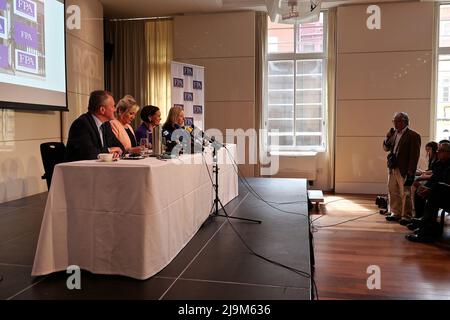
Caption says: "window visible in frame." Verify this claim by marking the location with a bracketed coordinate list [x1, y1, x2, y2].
[266, 13, 327, 152]
[438, 6, 450, 141]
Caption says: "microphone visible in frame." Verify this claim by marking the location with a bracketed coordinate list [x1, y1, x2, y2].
[188, 124, 213, 143]
[386, 127, 395, 139]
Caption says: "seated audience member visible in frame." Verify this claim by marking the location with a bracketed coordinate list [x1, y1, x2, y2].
[110, 95, 141, 153]
[135, 105, 161, 143]
[162, 106, 185, 144]
[412, 141, 439, 219]
[406, 142, 450, 242]
[65, 90, 124, 162]
[415, 141, 439, 180]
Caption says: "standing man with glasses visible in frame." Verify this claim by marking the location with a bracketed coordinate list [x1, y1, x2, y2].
[383, 112, 421, 225]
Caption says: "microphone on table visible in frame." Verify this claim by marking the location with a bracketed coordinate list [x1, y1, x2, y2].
[187, 124, 215, 144]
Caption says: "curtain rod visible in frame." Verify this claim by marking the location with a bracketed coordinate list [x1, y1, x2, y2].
[108, 16, 172, 22]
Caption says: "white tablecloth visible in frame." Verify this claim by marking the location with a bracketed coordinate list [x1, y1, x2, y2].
[32, 145, 238, 280]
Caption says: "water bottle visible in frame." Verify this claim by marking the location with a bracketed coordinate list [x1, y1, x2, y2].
[152, 125, 162, 156]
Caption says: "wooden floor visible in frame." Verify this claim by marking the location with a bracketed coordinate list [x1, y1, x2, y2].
[311, 194, 450, 300]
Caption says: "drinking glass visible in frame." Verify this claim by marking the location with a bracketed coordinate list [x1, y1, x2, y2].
[140, 138, 149, 156]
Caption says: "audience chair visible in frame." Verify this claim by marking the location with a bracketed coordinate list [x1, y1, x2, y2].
[40, 142, 66, 190]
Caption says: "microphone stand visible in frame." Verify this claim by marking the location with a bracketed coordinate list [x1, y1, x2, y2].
[208, 140, 261, 224]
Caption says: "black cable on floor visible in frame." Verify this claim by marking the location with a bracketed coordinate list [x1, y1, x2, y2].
[221, 147, 306, 205]
[313, 212, 379, 229]
[323, 198, 347, 205]
[201, 150, 319, 300]
[222, 147, 309, 218]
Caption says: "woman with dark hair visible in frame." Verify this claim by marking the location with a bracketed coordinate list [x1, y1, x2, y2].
[135, 105, 161, 144]
[411, 141, 439, 221]
[415, 141, 439, 179]
[425, 141, 439, 171]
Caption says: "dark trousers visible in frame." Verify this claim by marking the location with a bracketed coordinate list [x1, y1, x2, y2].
[421, 184, 450, 234]
[414, 191, 426, 218]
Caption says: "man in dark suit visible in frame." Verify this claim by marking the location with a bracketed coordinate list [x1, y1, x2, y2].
[383, 112, 421, 225]
[65, 90, 125, 162]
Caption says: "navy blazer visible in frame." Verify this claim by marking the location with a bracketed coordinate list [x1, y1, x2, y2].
[162, 123, 184, 142]
[65, 113, 125, 162]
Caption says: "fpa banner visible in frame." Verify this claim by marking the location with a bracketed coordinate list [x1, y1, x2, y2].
[171, 61, 205, 130]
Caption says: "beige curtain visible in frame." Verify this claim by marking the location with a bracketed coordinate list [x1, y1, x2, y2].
[107, 20, 148, 107]
[255, 12, 268, 177]
[106, 19, 173, 126]
[145, 20, 173, 121]
[327, 8, 337, 190]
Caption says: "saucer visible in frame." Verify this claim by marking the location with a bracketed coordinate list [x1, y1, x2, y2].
[122, 155, 145, 160]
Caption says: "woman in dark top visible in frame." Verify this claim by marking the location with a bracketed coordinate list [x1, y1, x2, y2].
[416, 141, 439, 179]
[412, 141, 439, 219]
[135, 105, 161, 144]
[426, 141, 439, 171]
[162, 106, 185, 143]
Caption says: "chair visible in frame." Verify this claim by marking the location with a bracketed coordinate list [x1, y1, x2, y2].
[40, 142, 66, 190]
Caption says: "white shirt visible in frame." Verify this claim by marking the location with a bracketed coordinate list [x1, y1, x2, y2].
[92, 114, 104, 147]
[393, 126, 408, 155]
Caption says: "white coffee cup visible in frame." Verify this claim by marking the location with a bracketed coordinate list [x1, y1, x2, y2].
[97, 153, 113, 162]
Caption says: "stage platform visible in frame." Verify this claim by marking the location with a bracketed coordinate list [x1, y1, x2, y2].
[0, 178, 313, 300]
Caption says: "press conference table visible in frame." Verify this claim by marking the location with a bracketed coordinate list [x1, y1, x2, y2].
[32, 145, 238, 280]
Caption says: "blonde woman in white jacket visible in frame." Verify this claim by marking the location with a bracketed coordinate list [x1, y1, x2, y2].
[110, 95, 141, 153]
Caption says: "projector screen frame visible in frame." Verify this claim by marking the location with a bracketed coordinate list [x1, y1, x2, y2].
[0, 0, 69, 112]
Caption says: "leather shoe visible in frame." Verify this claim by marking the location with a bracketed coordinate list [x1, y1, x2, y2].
[407, 219, 422, 230]
[385, 214, 401, 222]
[407, 223, 418, 231]
[399, 218, 412, 226]
[405, 233, 436, 243]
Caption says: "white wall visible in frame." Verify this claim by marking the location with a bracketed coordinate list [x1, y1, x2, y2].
[0, 0, 104, 203]
[335, 2, 433, 194]
[173, 11, 257, 176]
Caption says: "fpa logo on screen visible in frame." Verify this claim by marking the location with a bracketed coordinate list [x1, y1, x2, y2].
[14, 0, 37, 23]
[15, 49, 38, 74]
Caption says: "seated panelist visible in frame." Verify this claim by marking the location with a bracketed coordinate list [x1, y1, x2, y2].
[162, 106, 186, 143]
[65, 90, 125, 162]
[110, 95, 141, 153]
[135, 105, 161, 144]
